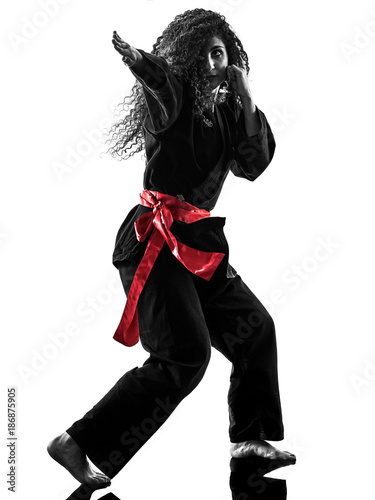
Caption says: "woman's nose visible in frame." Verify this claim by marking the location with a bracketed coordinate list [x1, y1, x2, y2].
[206, 56, 215, 73]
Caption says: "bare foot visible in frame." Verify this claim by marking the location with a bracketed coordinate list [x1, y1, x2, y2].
[47, 432, 111, 489]
[230, 439, 296, 465]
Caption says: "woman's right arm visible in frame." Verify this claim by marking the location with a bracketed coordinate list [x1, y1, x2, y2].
[112, 31, 184, 134]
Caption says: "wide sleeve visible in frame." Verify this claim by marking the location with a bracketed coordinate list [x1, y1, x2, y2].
[129, 49, 184, 134]
[230, 104, 276, 181]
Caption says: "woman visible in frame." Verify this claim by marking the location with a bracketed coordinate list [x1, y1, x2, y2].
[48, 8, 296, 493]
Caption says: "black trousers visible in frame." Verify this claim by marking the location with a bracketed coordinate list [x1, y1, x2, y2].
[67, 230, 284, 479]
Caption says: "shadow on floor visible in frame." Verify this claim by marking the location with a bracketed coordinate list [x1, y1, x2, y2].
[65, 457, 291, 500]
[229, 456, 288, 499]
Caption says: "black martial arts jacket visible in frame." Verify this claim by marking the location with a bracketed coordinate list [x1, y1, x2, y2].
[112, 49, 275, 269]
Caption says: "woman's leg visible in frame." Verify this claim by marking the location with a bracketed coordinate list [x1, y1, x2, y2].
[201, 268, 295, 463]
[50, 246, 212, 481]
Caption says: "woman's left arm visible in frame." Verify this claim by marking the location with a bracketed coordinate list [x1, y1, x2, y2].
[227, 65, 261, 136]
[227, 64, 276, 182]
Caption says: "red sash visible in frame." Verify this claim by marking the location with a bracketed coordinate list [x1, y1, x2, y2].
[113, 190, 225, 346]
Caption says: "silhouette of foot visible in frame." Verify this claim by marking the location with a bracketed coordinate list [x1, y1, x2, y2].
[230, 439, 296, 466]
[47, 432, 111, 489]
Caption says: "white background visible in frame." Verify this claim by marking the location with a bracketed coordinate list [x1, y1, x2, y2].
[1, 0, 375, 498]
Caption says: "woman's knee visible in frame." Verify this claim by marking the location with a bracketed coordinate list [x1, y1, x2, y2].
[165, 340, 211, 396]
[236, 306, 274, 341]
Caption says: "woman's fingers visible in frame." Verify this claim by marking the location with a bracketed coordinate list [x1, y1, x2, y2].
[112, 31, 131, 55]
[112, 31, 131, 49]
[113, 31, 126, 43]
[112, 41, 132, 58]
[111, 31, 142, 67]
[112, 39, 125, 52]
[112, 41, 126, 56]
[227, 64, 241, 77]
[112, 31, 143, 67]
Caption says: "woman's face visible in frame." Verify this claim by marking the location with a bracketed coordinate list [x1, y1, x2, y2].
[203, 36, 229, 90]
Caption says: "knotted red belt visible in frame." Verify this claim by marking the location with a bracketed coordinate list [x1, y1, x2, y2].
[113, 190, 225, 347]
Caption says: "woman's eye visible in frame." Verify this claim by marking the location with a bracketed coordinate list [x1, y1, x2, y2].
[212, 50, 223, 57]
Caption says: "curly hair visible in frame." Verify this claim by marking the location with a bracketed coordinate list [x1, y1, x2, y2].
[104, 8, 250, 161]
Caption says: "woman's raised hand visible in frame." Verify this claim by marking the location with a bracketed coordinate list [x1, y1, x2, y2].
[112, 31, 142, 67]
[226, 64, 251, 100]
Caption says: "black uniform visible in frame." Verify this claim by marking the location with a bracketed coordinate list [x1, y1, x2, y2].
[66, 49, 284, 479]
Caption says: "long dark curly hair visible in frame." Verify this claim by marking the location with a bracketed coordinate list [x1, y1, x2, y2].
[104, 8, 250, 161]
